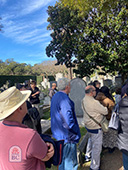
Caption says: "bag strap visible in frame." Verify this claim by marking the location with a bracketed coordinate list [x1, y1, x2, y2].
[82, 101, 101, 126]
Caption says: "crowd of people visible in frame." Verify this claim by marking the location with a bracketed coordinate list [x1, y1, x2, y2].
[0, 77, 128, 170]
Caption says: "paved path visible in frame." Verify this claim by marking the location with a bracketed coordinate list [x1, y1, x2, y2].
[100, 148, 123, 170]
[80, 148, 123, 170]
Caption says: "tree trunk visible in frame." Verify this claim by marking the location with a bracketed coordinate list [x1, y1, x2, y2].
[69, 67, 72, 80]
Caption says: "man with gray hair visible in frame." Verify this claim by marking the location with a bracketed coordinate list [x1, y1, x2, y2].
[82, 85, 108, 170]
[50, 77, 81, 170]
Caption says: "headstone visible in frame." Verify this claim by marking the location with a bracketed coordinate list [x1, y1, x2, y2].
[115, 76, 122, 88]
[103, 79, 113, 87]
[6, 80, 11, 88]
[41, 78, 50, 89]
[43, 96, 50, 106]
[69, 78, 86, 117]
[41, 81, 46, 89]
[47, 82, 50, 88]
[39, 92, 44, 100]
[55, 73, 63, 82]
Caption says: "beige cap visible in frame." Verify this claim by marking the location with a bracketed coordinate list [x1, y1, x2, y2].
[0, 86, 31, 120]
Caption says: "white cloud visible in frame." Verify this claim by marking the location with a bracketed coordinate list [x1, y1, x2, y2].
[2, 11, 50, 45]
[0, 0, 7, 5]
[1, 0, 54, 46]
[20, 0, 54, 16]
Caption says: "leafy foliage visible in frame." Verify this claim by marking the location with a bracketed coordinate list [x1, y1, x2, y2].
[0, 59, 69, 77]
[60, 0, 128, 15]
[74, 2, 128, 81]
[46, 3, 85, 68]
[46, 1, 128, 82]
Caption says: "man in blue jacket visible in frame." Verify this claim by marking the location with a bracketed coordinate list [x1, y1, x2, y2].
[50, 77, 81, 170]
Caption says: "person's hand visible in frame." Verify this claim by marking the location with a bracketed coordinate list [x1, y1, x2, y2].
[42, 142, 54, 162]
[46, 142, 54, 156]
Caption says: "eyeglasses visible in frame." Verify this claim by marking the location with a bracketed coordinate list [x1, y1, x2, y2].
[92, 90, 96, 92]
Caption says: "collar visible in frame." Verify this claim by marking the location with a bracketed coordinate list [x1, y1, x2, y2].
[2, 120, 27, 128]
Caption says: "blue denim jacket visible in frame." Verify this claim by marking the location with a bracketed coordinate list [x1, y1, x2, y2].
[50, 91, 81, 144]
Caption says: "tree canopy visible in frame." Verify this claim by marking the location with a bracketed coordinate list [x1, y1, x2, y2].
[0, 59, 69, 77]
[46, 1, 128, 82]
[60, 0, 128, 15]
[46, 3, 84, 68]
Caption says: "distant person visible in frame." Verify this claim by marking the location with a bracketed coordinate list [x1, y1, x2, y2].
[118, 88, 128, 170]
[48, 83, 57, 99]
[121, 80, 128, 97]
[96, 86, 115, 120]
[29, 80, 40, 111]
[96, 86, 116, 153]
[17, 84, 42, 134]
[0, 86, 54, 170]
[114, 87, 121, 111]
[16, 84, 32, 109]
[50, 78, 81, 170]
[82, 85, 108, 170]
[115, 87, 121, 104]
[93, 80, 101, 97]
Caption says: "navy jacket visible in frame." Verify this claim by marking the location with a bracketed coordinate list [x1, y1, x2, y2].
[50, 91, 81, 144]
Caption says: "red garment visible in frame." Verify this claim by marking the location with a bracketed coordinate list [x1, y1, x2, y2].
[0, 120, 47, 170]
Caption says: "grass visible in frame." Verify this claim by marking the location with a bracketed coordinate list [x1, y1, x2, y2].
[42, 109, 50, 120]
[46, 160, 90, 170]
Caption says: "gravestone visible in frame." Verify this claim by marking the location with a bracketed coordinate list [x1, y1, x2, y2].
[41, 77, 49, 89]
[69, 78, 86, 117]
[55, 73, 63, 82]
[115, 76, 122, 88]
[43, 96, 50, 106]
[39, 92, 44, 100]
[103, 79, 113, 87]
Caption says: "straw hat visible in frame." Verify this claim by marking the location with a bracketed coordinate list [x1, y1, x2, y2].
[0, 86, 31, 120]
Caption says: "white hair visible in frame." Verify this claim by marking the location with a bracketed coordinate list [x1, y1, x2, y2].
[57, 78, 70, 91]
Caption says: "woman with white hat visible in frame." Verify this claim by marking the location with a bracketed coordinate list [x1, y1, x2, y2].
[0, 86, 54, 170]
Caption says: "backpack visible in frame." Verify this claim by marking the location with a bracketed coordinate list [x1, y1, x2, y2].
[23, 107, 42, 134]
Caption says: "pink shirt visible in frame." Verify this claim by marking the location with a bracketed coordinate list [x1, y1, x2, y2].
[0, 120, 48, 170]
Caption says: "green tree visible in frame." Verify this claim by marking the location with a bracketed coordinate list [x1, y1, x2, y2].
[24, 64, 33, 75]
[60, 0, 128, 15]
[46, 3, 85, 79]
[46, 1, 128, 83]
[14, 63, 27, 75]
[74, 2, 128, 82]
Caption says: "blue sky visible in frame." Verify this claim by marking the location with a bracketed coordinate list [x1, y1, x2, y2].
[0, 0, 56, 66]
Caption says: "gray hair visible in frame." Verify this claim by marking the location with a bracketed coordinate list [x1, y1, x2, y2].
[57, 78, 70, 91]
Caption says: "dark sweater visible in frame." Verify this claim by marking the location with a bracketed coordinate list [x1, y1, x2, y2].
[118, 96, 128, 155]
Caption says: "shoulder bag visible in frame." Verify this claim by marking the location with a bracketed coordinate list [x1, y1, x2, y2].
[108, 106, 119, 130]
[82, 102, 109, 132]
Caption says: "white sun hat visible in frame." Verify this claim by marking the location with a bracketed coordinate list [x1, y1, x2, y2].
[0, 86, 31, 120]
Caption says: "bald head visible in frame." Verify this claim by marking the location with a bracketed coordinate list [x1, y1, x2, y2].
[85, 85, 96, 97]
[52, 83, 56, 89]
